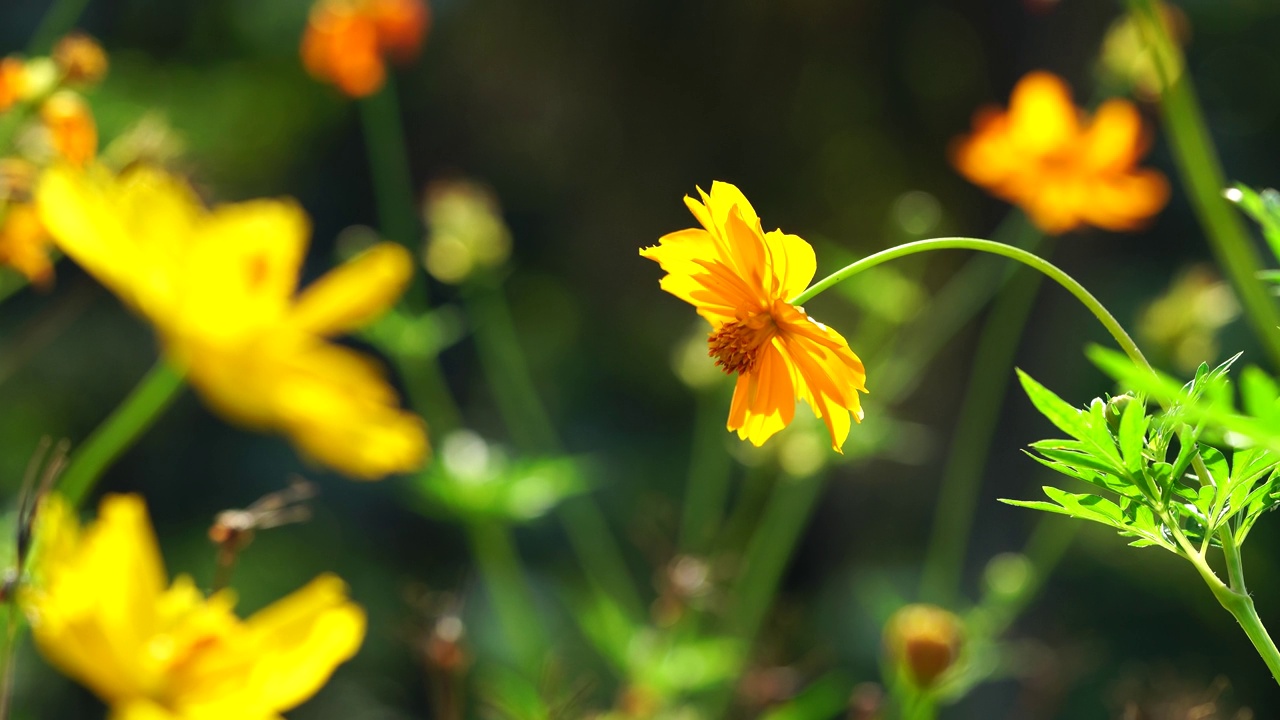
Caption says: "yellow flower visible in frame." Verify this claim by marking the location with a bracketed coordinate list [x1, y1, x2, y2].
[951, 71, 1169, 234]
[23, 494, 366, 720]
[641, 182, 867, 451]
[35, 165, 428, 479]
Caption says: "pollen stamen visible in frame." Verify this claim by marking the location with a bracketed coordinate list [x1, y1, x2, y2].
[708, 314, 774, 375]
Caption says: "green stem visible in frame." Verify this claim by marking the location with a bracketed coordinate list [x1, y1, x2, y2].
[57, 360, 185, 508]
[1127, 0, 1280, 370]
[920, 238, 1054, 604]
[358, 76, 419, 250]
[463, 280, 558, 452]
[793, 238, 1151, 372]
[467, 520, 545, 671]
[464, 278, 646, 621]
[706, 470, 826, 718]
[27, 0, 91, 53]
[678, 385, 735, 554]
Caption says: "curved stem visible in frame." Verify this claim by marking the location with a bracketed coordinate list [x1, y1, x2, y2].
[467, 520, 545, 671]
[793, 238, 1151, 372]
[58, 360, 185, 508]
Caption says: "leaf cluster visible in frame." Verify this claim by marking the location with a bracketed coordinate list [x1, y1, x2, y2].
[1003, 359, 1280, 554]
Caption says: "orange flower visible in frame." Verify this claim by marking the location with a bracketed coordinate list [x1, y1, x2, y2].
[301, 0, 429, 97]
[951, 71, 1169, 234]
[40, 91, 97, 167]
[642, 182, 868, 451]
[0, 202, 53, 287]
[0, 56, 27, 112]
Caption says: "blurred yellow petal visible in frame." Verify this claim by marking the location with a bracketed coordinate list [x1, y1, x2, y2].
[291, 242, 413, 336]
[239, 574, 366, 710]
[1006, 71, 1078, 155]
[24, 495, 365, 718]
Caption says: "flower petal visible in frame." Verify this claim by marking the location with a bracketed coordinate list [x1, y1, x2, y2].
[291, 242, 414, 336]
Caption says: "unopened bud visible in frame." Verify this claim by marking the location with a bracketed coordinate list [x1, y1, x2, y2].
[52, 33, 108, 86]
[883, 604, 963, 689]
[422, 179, 512, 284]
[40, 90, 97, 166]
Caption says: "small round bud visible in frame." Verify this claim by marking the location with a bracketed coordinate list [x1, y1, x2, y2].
[52, 33, 108, 86]
[883, 604, 963, 689]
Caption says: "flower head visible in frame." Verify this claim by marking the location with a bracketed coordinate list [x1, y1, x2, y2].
[951, 71, 1169, 234]
[23, 493, 365, 720]
[301, 0, 430, 97]
[642, 182, 867, 451]
[36, 165, 429, 479]
[51, 32, 108, 86]
[0, 201, 53, 287]
[40, 90, 97, 167]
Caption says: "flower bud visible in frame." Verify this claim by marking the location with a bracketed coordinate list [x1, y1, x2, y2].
[883, 604, 963, 689]
[370, 0, 430, 63]
[52, 33, 108, 86]
[422, 180, 512, 285]
[40, 90, 97, 166]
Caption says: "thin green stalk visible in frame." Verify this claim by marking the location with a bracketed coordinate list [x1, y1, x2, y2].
[919, 239, 1054, 604]
[463, 280, 557, 452]
[27, 0, 91, 53]
[705, 470, 826, 718]
[678, 384, 735, 554]
[464, 277, 646, 620]
[793, 238, 1151, 372]
[467, 520, 545, 671]
[58, 360, 184, 507]
[358, 77, 419, 250]
[1126, 0, 1280, 370]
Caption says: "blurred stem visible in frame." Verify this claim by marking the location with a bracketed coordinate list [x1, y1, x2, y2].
[396, 349, 462, 434]
[465, 276, 646, 621]
[28, 0, 91, 53]
[359, 77, 419, 250]
[678, 384, 734, 554]
[794, 238, 1152, 373]
[919, 237, 1054, 604]
[987, 516, 1078, 636]
[901, 690, 937, 720]
[358, 79, 462, 432]
[467, 520, 545, 671]
[1127, 0, 1280, 371]
[706, 469, 826, 718]
[463, 279, 557, 451]
[58, 360, 185, 508]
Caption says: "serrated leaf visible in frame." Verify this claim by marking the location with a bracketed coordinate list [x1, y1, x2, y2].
[1043, 486, 1125, 526]
[1118, 394, 1148, 475]
[1228, 182, 1280, 259]
[1017, 369, 1089, 440]
[999, 498, 1074, 516]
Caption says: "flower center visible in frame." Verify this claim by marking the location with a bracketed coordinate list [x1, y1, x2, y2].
[707, 314, 775, 375]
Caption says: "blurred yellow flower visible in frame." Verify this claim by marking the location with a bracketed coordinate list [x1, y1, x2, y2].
[36, 165, 429, 479]
[951, 71, 1169, 234]
[642, 182, 867, 451]
[24, 493, 365, 720]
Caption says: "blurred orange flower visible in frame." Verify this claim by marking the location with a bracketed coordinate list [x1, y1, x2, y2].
[52, 32, 108, 86]
[0, 56, 28, 112]
[642, 182, 868, 451]
[301, 0, 430, 97]
[0, 202, 53, 287]
[951, 71, 1169, 234]
[40, 91, 97, 167]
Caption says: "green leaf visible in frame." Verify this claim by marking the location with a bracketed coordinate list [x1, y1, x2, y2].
[1118, 394, 1149, 475]
[1227, 182, 1280, 260]
[999, 498, 1074, 516]
[1017, 369, 1089, 441]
